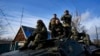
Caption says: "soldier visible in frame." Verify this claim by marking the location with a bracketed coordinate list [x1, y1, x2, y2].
[54, 20, 65, 39]
[70, 28, 79, 41]
[83, 34, 90, 46]
[49, 14, 59, 38]
[61, 10, 72, 38]
[19, 20, 48, 50]
[80, 31, 91, 46]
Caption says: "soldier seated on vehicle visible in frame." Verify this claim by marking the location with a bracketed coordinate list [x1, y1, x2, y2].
[71, 29, 91, 46]
[83, 34, 91, 46]
[19, 20, 48, 50]
[53, 19, 65, 39]
[79, 31, 91, 46]
[70, 28, 79, 41]
[49, 14, 59, 38]
[61, 10, 72, 38]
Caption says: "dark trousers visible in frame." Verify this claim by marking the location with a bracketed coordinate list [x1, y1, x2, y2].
[24, 33, 37, 47]
[64, 27, 71, 38]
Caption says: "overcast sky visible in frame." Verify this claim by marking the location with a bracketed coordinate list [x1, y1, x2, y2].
[0, 0, 100, 40]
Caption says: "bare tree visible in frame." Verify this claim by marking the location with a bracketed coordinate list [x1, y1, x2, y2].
[72, 11, 87, 33]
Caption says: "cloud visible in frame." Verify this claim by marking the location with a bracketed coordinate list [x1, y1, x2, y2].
[81, 11, 90, 21]
[5, 11, 50, 27]
[80, 11, 100, 40]
[1, 11, 50, 39]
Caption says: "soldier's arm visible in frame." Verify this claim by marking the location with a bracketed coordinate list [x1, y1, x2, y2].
[39, 27, 47, 34]
[69, 14, 72, 22]
[61, 15, 64, 21]
[49, 22, 52, 31]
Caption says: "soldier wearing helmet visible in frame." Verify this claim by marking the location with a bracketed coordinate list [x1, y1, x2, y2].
[19, 20, 48, 50]
[61, 10, 72, 38]
[49, 14, 59, 38]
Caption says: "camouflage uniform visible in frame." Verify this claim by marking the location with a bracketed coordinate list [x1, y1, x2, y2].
[31, 24, 48, 48]
[83, 34, 90, 45]
[61, 10, 72, 38]
[80, 31, 90, 45]
[70, 28, 79, 41]
[19, 20, 48, 50]
[49, 14, 59, 38]
[53, 20, 65, 39]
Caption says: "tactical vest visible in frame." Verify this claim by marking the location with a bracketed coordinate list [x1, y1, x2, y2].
[50, 18, 57, 25]
[62, 15, 71, 27]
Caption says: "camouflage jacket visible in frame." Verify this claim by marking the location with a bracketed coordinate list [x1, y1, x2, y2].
[61, 14, 72, 26]
[49, 17, 59, 31]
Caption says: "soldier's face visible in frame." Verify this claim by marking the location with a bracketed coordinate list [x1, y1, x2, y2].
[56, 20, 59, 24]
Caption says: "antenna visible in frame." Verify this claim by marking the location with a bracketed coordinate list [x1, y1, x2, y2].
[95, 26, 99, 45]
[20, 8, 24, 26]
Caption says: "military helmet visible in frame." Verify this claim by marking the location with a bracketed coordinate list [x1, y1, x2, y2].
[53, 14, 57, 16]
[64, 10, 69, 13]
[37, 19, 43, 23]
